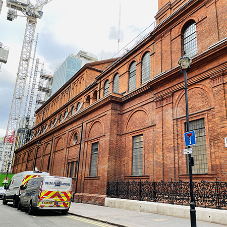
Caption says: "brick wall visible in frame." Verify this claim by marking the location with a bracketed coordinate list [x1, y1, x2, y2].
[13, 0, 227, 204]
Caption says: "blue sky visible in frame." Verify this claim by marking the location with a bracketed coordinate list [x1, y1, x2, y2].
[0, 0, 158, 137]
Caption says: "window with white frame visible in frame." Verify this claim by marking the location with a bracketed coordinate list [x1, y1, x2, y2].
[129, 61, 136, 92]
[132, 135, 143, 176]
[141, 52, 150, 84]
[183, 21, 197, 58]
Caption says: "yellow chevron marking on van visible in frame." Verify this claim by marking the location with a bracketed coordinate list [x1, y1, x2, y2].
[67, 215, 113, 226]
[39, 191, 71, 208]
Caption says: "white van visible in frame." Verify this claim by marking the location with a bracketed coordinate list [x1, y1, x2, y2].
[3, 171, 49, 207]
[19, 176, 72, 215]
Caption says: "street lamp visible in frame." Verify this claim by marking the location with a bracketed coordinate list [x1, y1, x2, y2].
[178, 54, 196, 227]
[33, 140, 41, 171]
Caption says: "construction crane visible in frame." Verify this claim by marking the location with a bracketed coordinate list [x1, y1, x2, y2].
[1, 0, 52, 173]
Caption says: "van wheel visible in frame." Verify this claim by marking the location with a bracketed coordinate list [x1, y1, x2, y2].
[13, 198, 18, 208]
[17, 201, 21, 210]
[3, 196, 7, 205]
[28, 202, 34, 215]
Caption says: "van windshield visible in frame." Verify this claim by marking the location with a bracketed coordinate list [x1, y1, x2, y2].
[43, 177, 71, 191]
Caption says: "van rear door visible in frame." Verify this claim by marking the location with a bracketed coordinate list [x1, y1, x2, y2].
[40, 177, 72, 208]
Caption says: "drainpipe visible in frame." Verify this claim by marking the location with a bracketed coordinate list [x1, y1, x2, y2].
[73, 120, 84, 201]
[47, 136, 54, 173]
[98, 80, 101, 99]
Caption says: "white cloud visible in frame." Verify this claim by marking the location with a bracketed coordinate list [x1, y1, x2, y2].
[0, 128, 6, 138]
[0, 0, 158, 137]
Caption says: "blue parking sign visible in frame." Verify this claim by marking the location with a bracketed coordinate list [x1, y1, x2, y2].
[184, 131, 196, 146]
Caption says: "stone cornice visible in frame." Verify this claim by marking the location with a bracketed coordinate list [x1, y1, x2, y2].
[17, 93, 124, 151]
[153, 61, 227, 101]
[150, 37, 227, 101]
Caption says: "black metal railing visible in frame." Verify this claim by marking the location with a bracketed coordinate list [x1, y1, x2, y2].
[106, 179, 227, 209]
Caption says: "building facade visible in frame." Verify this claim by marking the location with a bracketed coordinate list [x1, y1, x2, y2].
[13, 0, 227, 205]
[51, 51, 98, 95]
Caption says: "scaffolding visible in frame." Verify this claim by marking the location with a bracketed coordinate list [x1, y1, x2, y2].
[36, 67, 53, 111]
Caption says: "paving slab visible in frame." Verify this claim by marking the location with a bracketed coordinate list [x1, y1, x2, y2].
[69, 202, 227, 227]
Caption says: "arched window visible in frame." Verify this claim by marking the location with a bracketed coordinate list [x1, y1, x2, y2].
[113, 73, 119, 93]
[92, 90, 97, 103]
[59, 114, 62, 123]
[85, 95, 90, 107]
[183, 21, 197, 58]
[104, 80, 109, 97]
[76, 102, 83, 112]
[141, 52, 150, 84]
[71, 106, 75, 116]
[63, 110, 68, 120]
[129, 61, 136, 92]
[77, 102, 80, 111]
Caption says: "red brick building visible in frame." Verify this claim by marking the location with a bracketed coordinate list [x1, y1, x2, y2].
[13, 0, 227, 204]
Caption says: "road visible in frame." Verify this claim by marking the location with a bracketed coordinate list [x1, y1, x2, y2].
[0, 201, 114, 227]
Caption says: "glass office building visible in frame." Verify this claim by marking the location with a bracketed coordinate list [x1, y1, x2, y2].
[51, 51, 98, 95]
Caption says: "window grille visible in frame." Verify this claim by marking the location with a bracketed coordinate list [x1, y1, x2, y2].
[183, 21, 197, 58]
[104, 80, 109, 96]
[185, 118, 208, 174]
[129, 61, 136, 92]
[141, 52, 150, 84]
[113, 73, 119, 93]
[89, 142, 99, 177]
[132, 135, 143, 176]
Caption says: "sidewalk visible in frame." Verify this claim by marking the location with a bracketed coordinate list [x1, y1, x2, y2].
[68, 202, 226, 227]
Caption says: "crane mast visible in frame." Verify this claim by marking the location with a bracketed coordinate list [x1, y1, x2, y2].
[23, 33, 38, 120]
[1, 0, 52, 172]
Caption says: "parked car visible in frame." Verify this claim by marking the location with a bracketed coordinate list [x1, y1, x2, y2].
[19, 176, 72, 215]
[3, 171, 49, 207]
[0, 186, 6, 199]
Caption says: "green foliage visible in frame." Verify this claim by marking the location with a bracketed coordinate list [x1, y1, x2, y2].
[0, 173, 14, 186]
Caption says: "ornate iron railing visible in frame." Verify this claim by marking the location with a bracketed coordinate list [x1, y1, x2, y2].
[106, 179, 227, 209]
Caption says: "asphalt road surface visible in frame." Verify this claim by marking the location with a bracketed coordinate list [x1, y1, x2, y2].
[0, 201, 114, 227]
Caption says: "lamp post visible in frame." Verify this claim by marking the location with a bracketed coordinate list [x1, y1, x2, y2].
[178, 54, 196, 227]
[33, 140, 41, 171]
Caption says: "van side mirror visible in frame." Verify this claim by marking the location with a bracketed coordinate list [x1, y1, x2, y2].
[20, 185, 26, 190]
